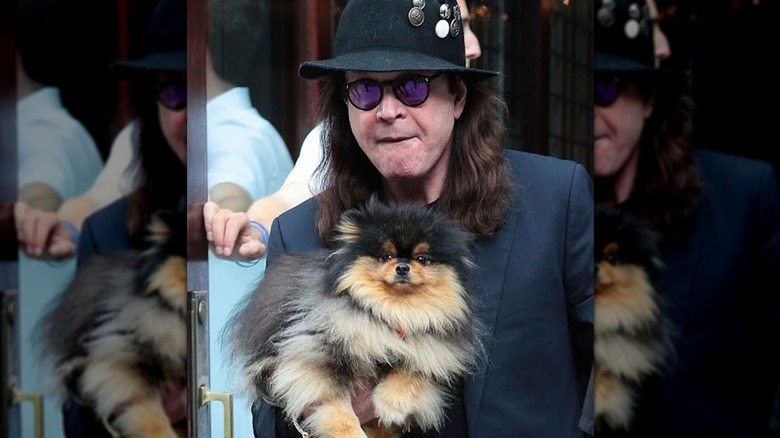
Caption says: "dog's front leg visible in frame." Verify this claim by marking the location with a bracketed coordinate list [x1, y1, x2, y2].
[81, 358, 178, 438]
[372, 368, 447, 433]
[272, 356, 366, 438]
[112, 398, 180, 438]
[302, 397, 367, 438]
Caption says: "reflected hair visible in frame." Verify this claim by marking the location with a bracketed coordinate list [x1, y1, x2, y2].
[597, 75, 700, 242]
[126, 76, 186, 246]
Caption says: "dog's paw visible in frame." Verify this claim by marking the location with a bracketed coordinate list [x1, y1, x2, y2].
[305, 400, 367, 438]
[362, 420, 403, 438]
[372, 396, 412, 428]
[372, 372, 446, 431]
[112, 399, 180, 438]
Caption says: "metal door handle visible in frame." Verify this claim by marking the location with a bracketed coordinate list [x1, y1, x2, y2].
[199, 385, 232, 438]
[10, 386, 43, 438]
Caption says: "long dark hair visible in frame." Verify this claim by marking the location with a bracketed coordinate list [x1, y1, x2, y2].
[313, 74, 511, 246]
[125, 75, 186, 247]
[597, 74, 700, 243]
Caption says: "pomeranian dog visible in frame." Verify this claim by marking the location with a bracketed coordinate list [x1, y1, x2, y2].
[37, 206, 187, 438]
[594, 205, 673, 434]
[225, 198, 485, 438]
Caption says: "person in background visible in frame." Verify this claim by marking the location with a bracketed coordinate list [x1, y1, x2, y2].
[15, 0, 102, 217]
[14, 0, 104, 436]
[15, 121, 135, 260]
[646, 0, 670, 66]
[204, 0, 293, 435]
[212, 0, 594, 436]
[15, 0, 295, 262]
[593, 0, 780, 435]
[204, 0, 484, 260]
[52, 0, 188, 435]
[205, 0, 293, 213]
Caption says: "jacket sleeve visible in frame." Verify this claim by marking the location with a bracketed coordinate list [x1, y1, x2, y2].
[564, 163, 595, 436]
[76, 216, 98, 268]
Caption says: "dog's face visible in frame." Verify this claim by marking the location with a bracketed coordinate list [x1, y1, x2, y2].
[595, 206, 661, 291]
[327, 200, 475, 331]
[594, 205, 663, 332]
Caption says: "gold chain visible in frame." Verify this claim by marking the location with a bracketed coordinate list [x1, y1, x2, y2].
[292, 417, 311, 438]
[101, 416, 123, 438]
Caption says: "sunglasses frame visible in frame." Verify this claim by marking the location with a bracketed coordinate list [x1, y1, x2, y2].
[344, 72, 445, 111]
[156, 79, 187, 111]
[594, 76, 622, 108]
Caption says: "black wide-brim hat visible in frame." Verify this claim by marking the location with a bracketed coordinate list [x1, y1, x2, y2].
[299, 0, 498, 81]
[110, 0, 186, 77]
[594, 0, 684, 77]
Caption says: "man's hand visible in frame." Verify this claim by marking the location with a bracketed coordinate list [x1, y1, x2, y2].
[161, 383, 187, 425]
[14, 201, 77, 260]
[351, 386, 377, 425]
[202, 201, 266, 260]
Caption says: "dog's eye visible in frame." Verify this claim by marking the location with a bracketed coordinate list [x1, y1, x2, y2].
[604, 253, 620, 265]
[415, 255, 430, 266]
[379, 254, 394, 262]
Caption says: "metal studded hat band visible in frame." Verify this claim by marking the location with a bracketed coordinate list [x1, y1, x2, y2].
[298, 0, 497, 81]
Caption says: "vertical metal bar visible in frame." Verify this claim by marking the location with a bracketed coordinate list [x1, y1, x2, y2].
[0, 0, 18, 433]
[188, 291, 210, 437]
[1, 293, 20, 438]
[1, 293, 8, 438]
[187, 0, 210, 433]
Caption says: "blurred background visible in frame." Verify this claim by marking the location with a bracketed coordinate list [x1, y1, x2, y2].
[653, 0, 778, 169]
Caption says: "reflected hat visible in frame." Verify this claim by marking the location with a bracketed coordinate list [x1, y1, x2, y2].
[299, 0, 497, 81]
[594, 0, 656, 73]
[111, 0, 186, 76]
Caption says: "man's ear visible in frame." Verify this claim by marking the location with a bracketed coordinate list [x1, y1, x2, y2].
[454, 77, 467, 120]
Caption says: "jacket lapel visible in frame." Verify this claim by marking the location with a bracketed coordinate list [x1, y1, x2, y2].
[464, 206, 520, 433]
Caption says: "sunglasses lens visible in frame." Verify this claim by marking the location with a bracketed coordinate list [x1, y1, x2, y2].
[595, 79, 619, 107]
[394, 76, 430, 106]
[158, 81, 187, 110]
[347, 79, 382, 110]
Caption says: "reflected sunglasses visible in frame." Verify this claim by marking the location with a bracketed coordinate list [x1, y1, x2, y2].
[344, 73, 444, 111]
[157, 80, 187, 111]
[595, 77, 621, 107]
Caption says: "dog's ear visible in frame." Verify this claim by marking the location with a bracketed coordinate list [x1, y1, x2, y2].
[335, 208, 364, 244]
[334, 193, 386, 244]
[146, 210, 174, 246]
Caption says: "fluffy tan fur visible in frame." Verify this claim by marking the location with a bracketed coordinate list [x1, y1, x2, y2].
[594, 251, 667, 431]
[39, 211, 187, 438]
[228, 201, 482, 438]
[76, 256, 187, 438]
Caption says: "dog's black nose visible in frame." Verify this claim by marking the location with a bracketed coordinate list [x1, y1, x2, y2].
[396, 262, 410, 276]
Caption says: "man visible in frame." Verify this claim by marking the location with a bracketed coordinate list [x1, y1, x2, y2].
[594, 0, 780, 435]
[209, 0, 594, 436]
[204, 0, 483, 256]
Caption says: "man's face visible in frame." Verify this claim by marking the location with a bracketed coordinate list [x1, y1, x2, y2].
[345, 71, 467, 192]
[594, 79, 653, 180]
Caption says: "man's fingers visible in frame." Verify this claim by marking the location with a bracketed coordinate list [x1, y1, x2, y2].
[13, 201, 30, 239]
[48, 237, 77, 260]
[221, 215, 249, 257]
[209, 209, 230, 253]
[32, 213, 59, 251]
[202, 201, 219, 237]
[238, 240, 266, 261]
[202, 204, 254, 258]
